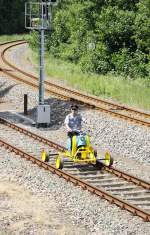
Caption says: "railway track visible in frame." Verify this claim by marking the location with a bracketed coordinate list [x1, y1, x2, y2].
[0, 40, 150, 127]
[0, 117, 149, 221]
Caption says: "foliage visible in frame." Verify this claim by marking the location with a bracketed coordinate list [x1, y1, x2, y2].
[32, 0, 149, 78]
[28, 31, 39, 50]
[133, 0, 150, 53]
[0, 0, 149, 78]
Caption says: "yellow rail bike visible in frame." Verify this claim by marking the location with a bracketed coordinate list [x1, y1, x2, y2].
[41, 132, 113, 169]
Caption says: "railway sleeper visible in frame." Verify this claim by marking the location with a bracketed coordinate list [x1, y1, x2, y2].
[125, 195, 150, 201]
[105, 185, 138, 192]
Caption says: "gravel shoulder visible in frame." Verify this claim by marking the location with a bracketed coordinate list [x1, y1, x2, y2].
[0, 44, 150, 234]
[0, 179, 83, 235]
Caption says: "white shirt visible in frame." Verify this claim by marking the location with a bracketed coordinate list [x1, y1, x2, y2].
[65, 113, 83, 132]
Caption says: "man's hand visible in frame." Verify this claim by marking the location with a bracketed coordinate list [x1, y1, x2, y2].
[66, 124, 72, 132]
[67, 127, 72, 132]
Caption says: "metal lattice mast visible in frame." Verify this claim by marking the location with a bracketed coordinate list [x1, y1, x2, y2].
[39, 1, 45, 105]
[25, 0, 58, 126]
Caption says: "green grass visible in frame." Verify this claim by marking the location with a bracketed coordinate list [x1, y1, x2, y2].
[0, 34, 29, 43]
[29, 49, 150, 111]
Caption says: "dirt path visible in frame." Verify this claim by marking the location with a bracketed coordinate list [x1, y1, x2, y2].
[0, 179, 86, 235]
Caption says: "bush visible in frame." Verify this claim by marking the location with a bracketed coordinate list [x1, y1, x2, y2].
[133, 0, 150, 53]
[111, 48, 149, 77]
[27, 31, 39, 50]
[79, 42, 110, 73]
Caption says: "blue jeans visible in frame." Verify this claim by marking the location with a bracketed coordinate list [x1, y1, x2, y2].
[67, 131, 79, 152]
[67, 138, 72, 152]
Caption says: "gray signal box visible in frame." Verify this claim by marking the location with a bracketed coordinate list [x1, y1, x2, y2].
[37, 105, 50, 126]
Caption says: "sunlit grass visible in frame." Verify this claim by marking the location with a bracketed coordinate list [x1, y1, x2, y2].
[0, 34, 29, 43]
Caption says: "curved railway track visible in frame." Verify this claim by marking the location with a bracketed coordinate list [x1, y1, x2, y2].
[0, 117, 149, 222]
[0, 40, 150, 127]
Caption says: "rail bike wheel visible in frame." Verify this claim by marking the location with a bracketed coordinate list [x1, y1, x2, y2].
[105, 152, 113, 167]
[41, 150, 49, 162]
[94, 149, 97, 158]
[56, 156, 64, 169]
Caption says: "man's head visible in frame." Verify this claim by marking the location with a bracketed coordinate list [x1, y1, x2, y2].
[70, 104, 79, 115]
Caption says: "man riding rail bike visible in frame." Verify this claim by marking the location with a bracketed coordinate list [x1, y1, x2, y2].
[64, 104, 84, 152]
[41, 104, 113, 169]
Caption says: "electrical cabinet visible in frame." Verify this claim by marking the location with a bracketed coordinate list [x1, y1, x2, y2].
[37, 105, 50, 124]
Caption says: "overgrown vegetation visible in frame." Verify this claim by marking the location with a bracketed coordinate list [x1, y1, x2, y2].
[30, 49, 150, 110]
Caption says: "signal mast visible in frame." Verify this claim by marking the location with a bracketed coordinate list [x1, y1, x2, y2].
[25, 0, 58, 127]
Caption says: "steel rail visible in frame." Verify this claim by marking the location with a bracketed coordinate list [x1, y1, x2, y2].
[0, 137, 150, 222]
[0, 117, 65, 151]
[0, 41, 68, 100]
[0, 40, 150, 127]
[0, 117, 150, 221]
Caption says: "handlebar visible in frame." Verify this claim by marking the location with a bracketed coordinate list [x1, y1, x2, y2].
[71, 130, 85, 135]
